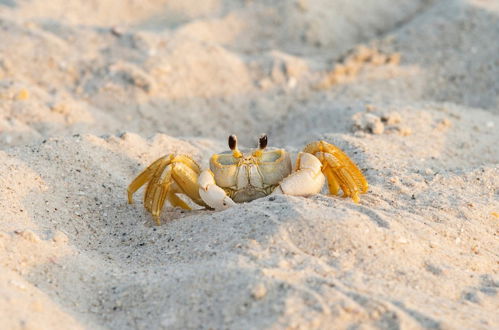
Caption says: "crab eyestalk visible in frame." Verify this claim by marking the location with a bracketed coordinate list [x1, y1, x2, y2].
[253, 133, 268, 157]
[228, 135, 242, 158]
[259, 134, 268, 149]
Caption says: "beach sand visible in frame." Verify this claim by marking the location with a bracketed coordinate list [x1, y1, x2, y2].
[0, 0, 498, 329]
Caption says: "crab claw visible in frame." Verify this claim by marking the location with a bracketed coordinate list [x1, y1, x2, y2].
[198, 169, 236, 210]
[273, 152, 326, 196]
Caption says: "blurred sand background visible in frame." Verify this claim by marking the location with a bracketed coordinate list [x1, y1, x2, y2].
[0, 0, 498, 329]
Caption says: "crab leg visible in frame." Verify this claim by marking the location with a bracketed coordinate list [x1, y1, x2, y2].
[321, 152, 360, 202]
[303, 141, 368, 203]
[322, 166, 341, 196]
[128, 155, 173, 204]
[273, 152, 326, 196]
[149, 166, 173, 224]
[171, 160, 205, 206]
[198, 169, 236, 210]
[128, 154, 206, 224]
[168, 189, 191, 210]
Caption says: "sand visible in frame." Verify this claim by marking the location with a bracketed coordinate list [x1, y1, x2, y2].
[0, 0, 498, 329]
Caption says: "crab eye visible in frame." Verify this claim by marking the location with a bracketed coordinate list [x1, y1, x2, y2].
[259, 134, 268, 149]
[228, 135, 237, 150]
[228, 134, 243, 158]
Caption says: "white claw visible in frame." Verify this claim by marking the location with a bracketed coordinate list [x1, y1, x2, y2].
[297, 152, 323, 171]
[198, 170, 215, 191]
[198, 169, 236, 210]
[277, 152, 325, 196]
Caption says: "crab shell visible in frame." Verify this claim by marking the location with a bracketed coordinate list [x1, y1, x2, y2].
[209, 148, 292, 203]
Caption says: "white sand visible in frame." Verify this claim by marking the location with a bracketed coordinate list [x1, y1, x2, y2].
[0, 0, 498, 329]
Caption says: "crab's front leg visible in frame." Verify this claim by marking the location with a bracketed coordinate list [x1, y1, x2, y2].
[273, 152, 326, 196]
[198, 169, 236, 210]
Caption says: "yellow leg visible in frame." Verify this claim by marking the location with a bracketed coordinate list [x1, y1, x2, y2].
[322, 165, 340, 196]
[303, 141, 368, 202]
[149, 167, 173, 224]
[128, 154, 206, 224]
[127, 155, 173, 204]
[323, 153, 357, 197]
[168, 188, 192, 210]
[171, 155, 201, 174]
[144, 159, 172, 212]
[171, 161, 205, 206]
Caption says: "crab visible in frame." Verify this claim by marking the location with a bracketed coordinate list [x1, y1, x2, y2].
[128, 134, 368, 224]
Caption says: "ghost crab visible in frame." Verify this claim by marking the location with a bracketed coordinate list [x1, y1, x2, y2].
[128, 135, 368, 224]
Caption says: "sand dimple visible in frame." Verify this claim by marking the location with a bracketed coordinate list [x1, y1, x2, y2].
[1, 0, 498, 329]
